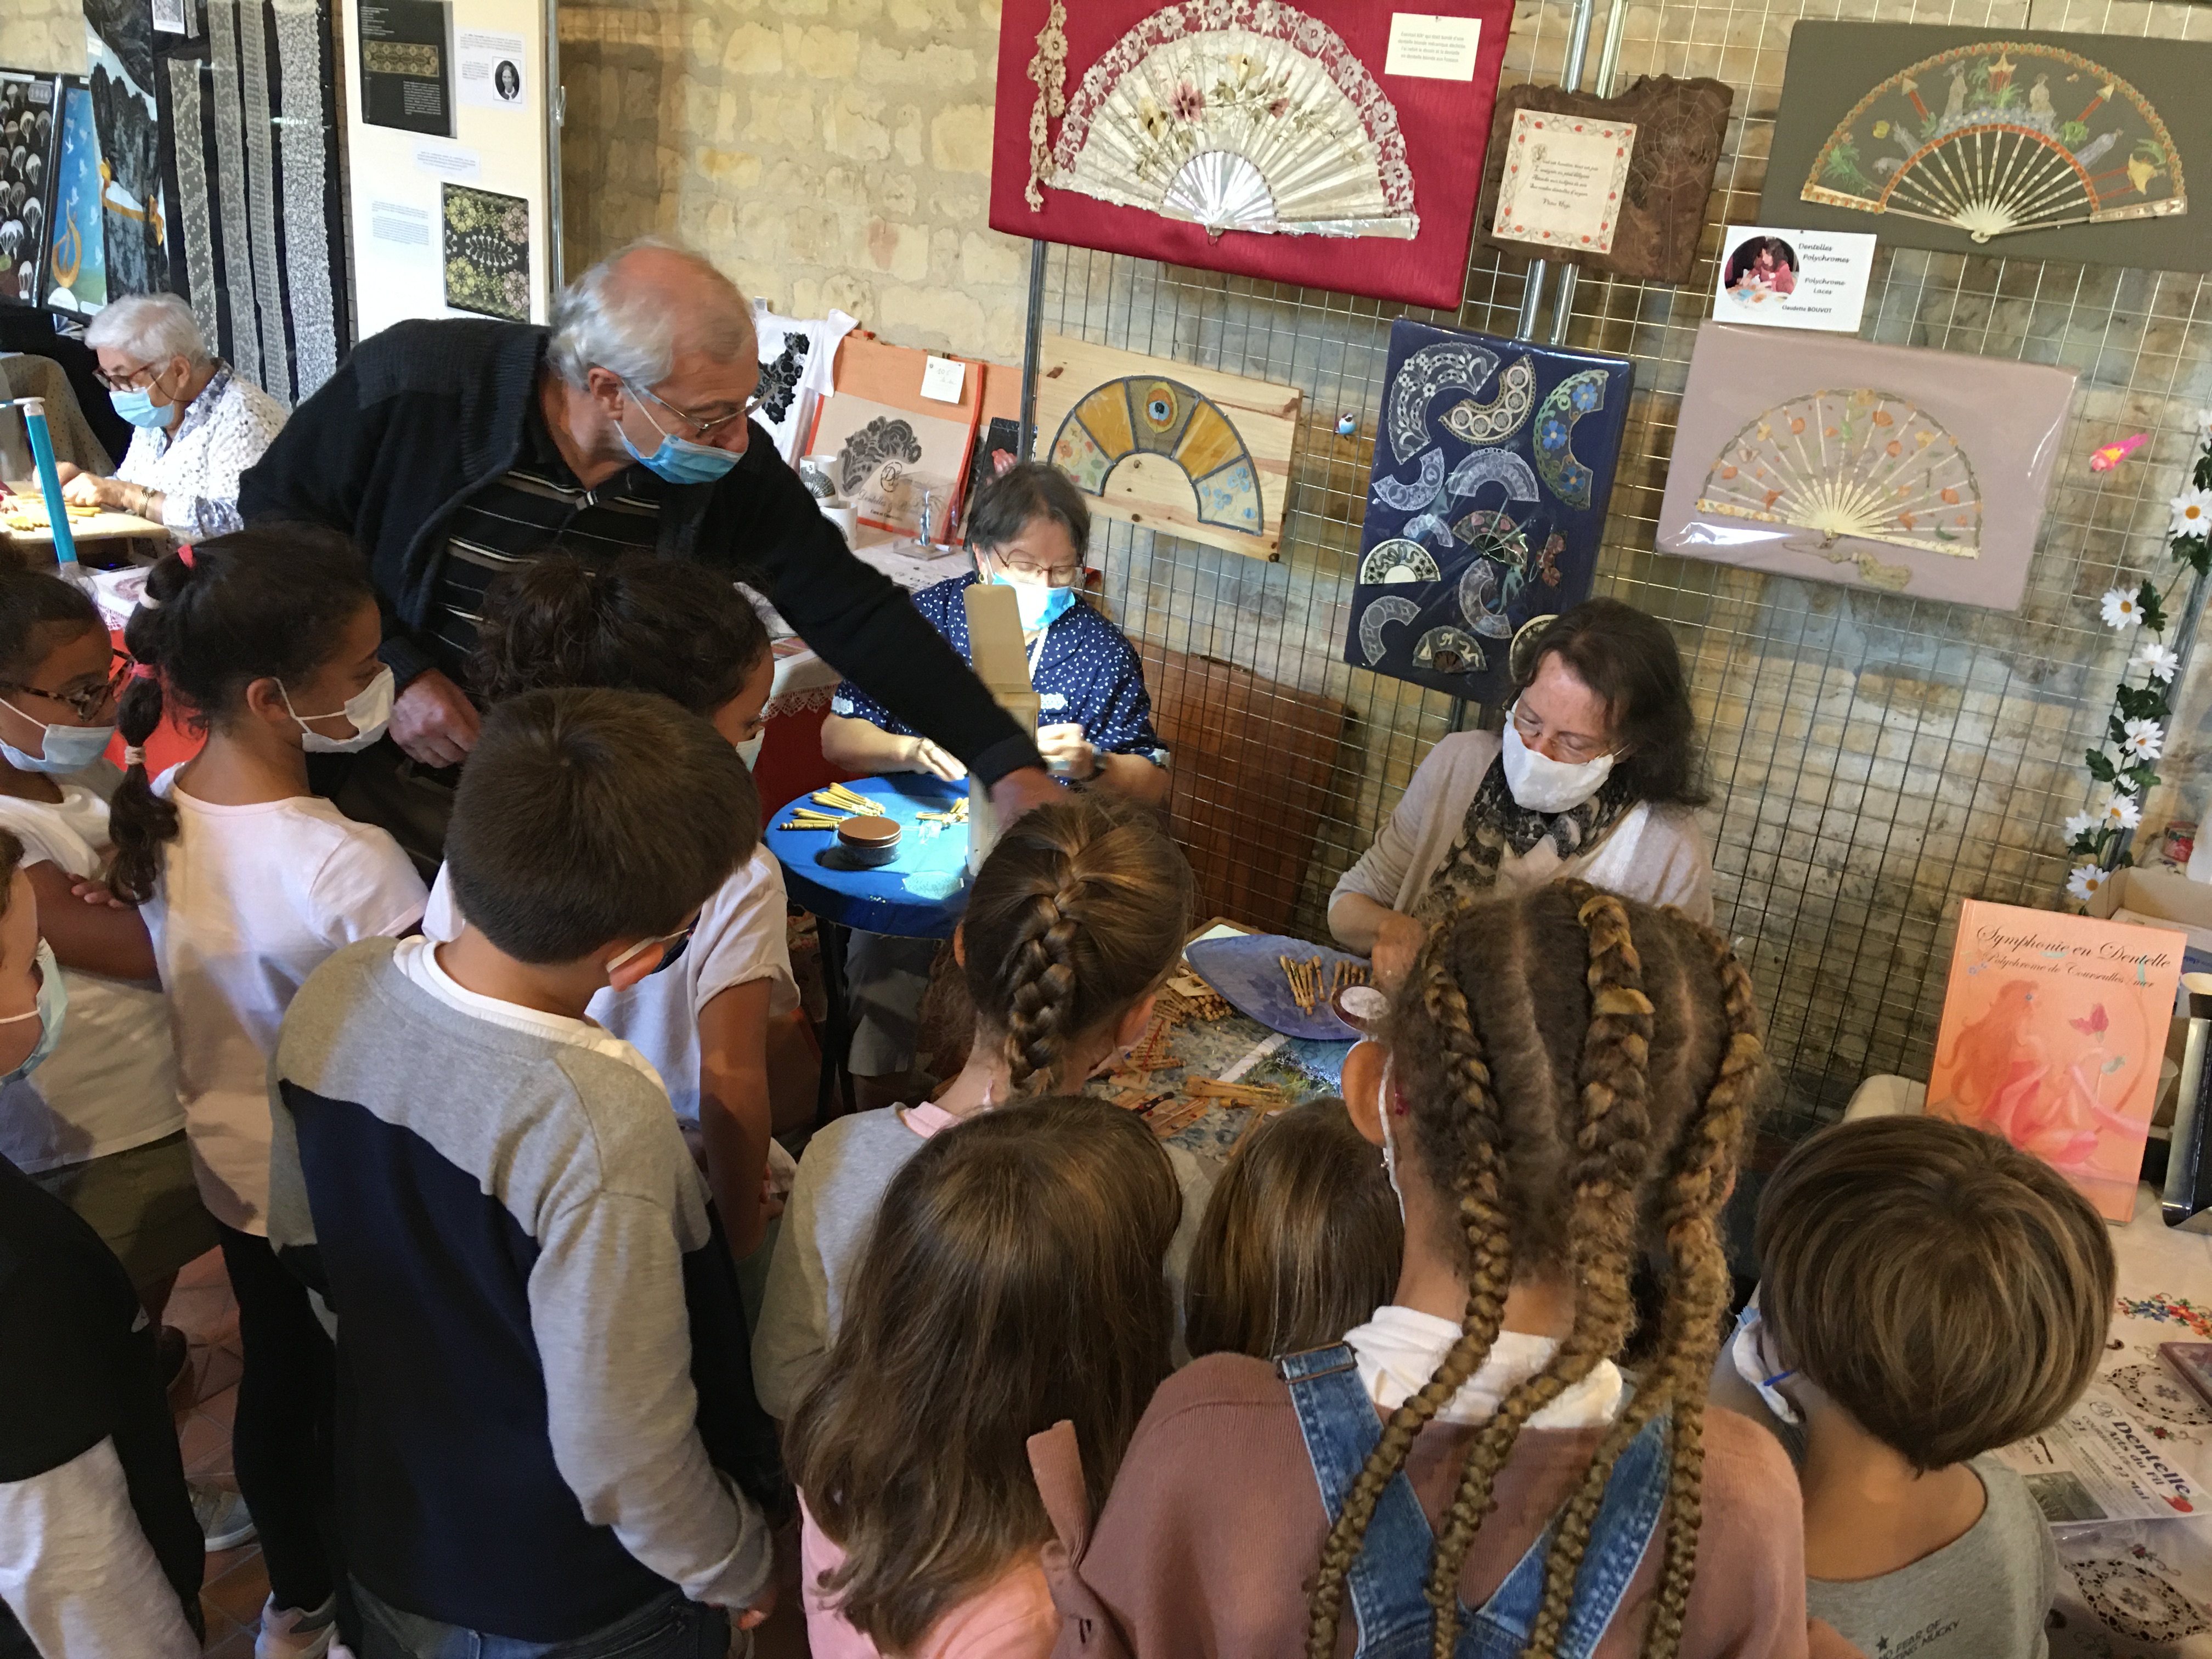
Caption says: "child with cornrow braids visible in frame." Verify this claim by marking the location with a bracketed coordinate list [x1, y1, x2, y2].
[753, 793, 1214, 1420]
[1041, 882, 1809, 1659]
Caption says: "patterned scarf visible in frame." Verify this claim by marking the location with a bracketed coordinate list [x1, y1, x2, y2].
[1413, 754, 1639, 924]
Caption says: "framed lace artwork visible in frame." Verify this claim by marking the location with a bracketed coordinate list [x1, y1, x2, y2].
[989, 0, 1512, 308]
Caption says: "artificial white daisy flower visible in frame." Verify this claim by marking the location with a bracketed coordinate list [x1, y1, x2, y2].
[2124, 718, 2166, 759]
[2103, 588, 2146, 628]
[2136, 640, 2182, 682]
[2174, 488, 2212, 537]
[2064, 810, 2101, 842]
[2196, 407, 2212, 442]
[2099, 792, 2143, 830]
[2067, 864, 2111, 903]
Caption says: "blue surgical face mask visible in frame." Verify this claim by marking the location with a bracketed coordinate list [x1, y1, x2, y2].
[0, 940, 67, 1085]
[0, 698, 116, 775]
[110, 384, 176, 428]
[619, 389, 741, 486]
[993, 574, 1076, 631]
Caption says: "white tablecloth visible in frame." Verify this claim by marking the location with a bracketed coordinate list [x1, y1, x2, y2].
[2049, 1182, 2212, 1654]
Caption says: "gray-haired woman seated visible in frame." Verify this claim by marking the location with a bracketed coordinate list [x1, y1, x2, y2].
[1330, 598, 1714, 988]
[54, 292, 287, 540]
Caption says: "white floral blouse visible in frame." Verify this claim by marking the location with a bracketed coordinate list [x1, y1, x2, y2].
[114, 363, 290, 541]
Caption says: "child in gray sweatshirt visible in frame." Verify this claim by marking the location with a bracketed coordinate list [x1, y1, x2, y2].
[1712, 1114, 2116, 1659]
[754, 795, 1210, 1419]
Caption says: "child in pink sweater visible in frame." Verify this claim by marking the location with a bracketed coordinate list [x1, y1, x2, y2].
[785, 1099, 1180, 1659]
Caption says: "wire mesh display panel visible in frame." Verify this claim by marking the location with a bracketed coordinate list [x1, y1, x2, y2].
[1028, 0, 2212, 1137]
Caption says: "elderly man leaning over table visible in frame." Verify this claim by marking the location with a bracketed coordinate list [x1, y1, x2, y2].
[53, 291, 288, 541]
[238, 236, 1058, 865]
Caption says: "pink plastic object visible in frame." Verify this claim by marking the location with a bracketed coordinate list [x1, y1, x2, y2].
[2090, 433, 2149, 471]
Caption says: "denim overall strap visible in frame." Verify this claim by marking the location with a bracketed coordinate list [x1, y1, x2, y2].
[1280, 1345, 1457, 1659]
[1460, 1409, 1674, 1659]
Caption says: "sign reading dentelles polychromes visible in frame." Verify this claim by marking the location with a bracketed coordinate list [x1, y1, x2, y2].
[1710, 224, 1877, 332]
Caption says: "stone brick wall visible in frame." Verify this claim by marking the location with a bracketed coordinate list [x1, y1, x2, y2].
[557, 0, 1031, 363]
[1, 0, 87, 76]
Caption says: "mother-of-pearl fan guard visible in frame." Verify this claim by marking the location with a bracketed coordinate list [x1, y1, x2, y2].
[1048, 1, 1417, 240]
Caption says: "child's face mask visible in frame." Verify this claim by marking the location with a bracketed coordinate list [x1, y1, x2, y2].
[0, 939, 67, 1085]
[1379, 1054, 1406, 1220]
[1729, 1302, 1801, 1424]
[281, 666, 395, 754]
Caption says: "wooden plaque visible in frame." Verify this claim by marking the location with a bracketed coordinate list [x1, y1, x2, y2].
[1031, 335, 1301, 561]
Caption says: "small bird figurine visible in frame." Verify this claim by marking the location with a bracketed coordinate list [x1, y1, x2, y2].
[2089, 433, 2148, 471]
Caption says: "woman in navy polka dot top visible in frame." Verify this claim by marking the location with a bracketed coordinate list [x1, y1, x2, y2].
[822, 463, 1170, 808]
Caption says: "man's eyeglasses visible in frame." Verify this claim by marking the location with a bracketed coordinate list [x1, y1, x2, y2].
[0, 650, 133, 721]
[619, 377, 761, 440]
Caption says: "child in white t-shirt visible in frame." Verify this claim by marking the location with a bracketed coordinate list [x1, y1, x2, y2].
[110, 528, 426, 1659]
[417, 554, 795, 1260]
[0, 539, 199, 1321]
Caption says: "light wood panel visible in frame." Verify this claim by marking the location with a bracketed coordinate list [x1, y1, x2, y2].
[1031, 334, 1301, 561]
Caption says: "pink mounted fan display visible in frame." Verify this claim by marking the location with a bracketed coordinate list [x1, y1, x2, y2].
[990, 0, 1512, 308]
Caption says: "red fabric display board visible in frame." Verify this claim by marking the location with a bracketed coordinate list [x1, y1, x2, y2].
[989, 1, 1512, 309]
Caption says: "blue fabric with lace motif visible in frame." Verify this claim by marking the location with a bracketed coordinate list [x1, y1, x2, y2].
[1344, 320, 1633, 703]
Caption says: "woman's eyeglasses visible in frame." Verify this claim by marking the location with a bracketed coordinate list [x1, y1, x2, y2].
[1511, 703, 1607, 763]
[92, 360, 171, 394]
[997, 558, 1084, 586]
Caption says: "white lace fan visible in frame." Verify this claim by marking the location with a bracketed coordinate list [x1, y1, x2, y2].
[1049, 2, 1417, 241]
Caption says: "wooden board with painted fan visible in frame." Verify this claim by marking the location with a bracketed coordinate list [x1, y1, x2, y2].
[989, 0, 1512, 309]
[1031, 334, 1301, 560]
[1763, 22, 2212, 269]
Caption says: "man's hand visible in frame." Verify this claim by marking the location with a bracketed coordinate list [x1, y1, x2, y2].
[1037, 723, 1098, 781]
[1370, 910, 1429, 992]
[900, 734, 968, 782]
[388, 670, 482, 768]
[989, 765, 1061, 825]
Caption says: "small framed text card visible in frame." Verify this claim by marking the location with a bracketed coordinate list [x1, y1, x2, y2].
[1490, 111, 1634, 254]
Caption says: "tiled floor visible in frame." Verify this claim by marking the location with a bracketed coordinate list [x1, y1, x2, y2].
[163, 1250, 814, 1659]
[166, 1248, 264, 1659]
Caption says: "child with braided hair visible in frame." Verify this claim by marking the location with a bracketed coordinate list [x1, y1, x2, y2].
[753, 793, 1213, 1420]
[1039, 882, 1808, 1659]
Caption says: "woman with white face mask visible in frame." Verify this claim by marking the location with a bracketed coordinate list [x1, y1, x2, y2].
[1329, 597, 1714, 989]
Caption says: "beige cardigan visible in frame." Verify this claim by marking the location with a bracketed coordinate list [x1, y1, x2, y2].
[1330, 731, 1714, 930]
